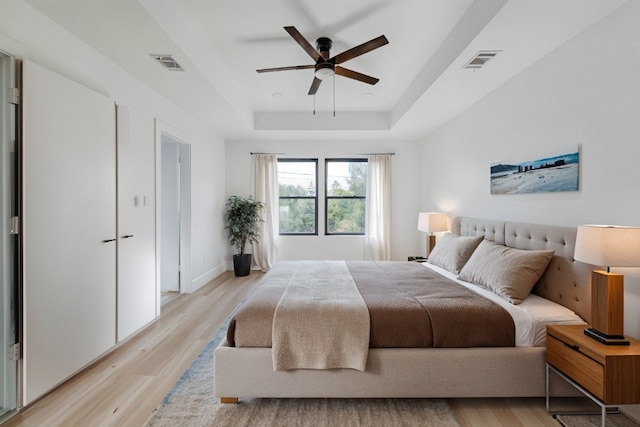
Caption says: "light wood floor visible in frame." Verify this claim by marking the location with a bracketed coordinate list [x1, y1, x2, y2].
[1, 271, 562, 427]
[2, 271, 263, 427]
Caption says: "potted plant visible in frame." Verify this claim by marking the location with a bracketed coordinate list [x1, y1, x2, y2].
[225, 195, 265, 276]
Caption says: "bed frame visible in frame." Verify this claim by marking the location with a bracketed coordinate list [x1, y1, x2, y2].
[214, 217, 597, 401]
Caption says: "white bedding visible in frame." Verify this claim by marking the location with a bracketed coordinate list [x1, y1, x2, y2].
[422, 262, 586, 346]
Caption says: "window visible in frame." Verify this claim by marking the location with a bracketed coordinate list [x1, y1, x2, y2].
[278, 159, 317, 235]
[325, 159, 367, 235]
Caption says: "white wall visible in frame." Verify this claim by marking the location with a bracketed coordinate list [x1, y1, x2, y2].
[420, 0, 640, 367]
[225, 139, 422, 262]
[189, 127, 228, 289]
[420, 3, 640, 416]
[0, 1, 228, 296]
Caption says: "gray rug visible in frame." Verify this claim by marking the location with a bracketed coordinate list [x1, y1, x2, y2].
[555, 413, 640, 426]
[145, 318, 461, 427]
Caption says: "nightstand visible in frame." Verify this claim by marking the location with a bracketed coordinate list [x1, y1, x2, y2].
[546, 324, 640, 426]
[407, 256, 427, 262]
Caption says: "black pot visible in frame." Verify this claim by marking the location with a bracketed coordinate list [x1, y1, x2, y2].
[233, 254, 252, 277]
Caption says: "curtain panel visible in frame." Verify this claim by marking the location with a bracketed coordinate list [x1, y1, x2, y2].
[364, 154, 391, 260]
[251, 154, 279, 270]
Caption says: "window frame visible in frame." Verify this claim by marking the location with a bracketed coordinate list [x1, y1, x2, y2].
[325, 158, 368, 236]
[277, 158, 318, 236]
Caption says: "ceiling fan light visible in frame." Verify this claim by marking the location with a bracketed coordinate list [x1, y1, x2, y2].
[315, 63, 335, 80]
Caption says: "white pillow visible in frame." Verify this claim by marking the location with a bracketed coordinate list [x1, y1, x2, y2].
[457, 240, 554, 304]
[427, 233, 484, 274]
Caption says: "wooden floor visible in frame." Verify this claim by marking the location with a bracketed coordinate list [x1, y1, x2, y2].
[2, 271, 263, 427]
[449, 397, 560, 426]
[1, 271, 562, 427]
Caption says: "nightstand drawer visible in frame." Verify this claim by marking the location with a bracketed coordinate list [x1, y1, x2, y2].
[547, 334, 604, 400]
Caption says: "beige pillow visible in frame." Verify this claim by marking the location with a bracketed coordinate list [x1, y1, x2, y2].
[427, 233, 484, 274]
[457, 240, 554, 304]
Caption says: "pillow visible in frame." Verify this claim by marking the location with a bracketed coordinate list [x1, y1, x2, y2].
[457, 240, 554, 304]
[426, 233, 484, 274]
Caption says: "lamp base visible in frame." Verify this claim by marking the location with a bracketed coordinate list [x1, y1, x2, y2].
[584, 327, 630, 346]
[426, 234, 437, 258]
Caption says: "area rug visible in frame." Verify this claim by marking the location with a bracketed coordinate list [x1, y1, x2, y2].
[144, 317, 461, 427]
[555, 413, 640, 426]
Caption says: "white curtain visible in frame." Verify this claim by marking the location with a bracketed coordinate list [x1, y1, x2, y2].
[364, 154, 391, 260]
[251, 154, 279, 270]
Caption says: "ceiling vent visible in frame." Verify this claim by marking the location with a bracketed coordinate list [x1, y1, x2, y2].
[150, 54, 184, 71]
[463, 51, 501, 70]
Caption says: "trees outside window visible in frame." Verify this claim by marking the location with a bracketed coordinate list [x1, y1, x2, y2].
[326, 159, 367, 235]
[278, 159, 317, 235]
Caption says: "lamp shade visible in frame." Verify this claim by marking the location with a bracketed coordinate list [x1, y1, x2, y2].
[574, 224, 640, 267]
[417, 212, 448, 233]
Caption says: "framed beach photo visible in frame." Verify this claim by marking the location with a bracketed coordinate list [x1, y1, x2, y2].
[490, 147, 579, 195]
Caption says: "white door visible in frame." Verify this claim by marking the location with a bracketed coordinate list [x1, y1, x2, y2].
[22, 61, 116, 404]
[161, 138, 181, 293]
[116, 105, 156, 341]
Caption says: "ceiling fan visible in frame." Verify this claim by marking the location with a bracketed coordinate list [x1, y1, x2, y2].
[256, 26, 389, 96]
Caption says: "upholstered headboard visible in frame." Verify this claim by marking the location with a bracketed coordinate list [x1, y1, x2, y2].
[451, 217, 598, 323]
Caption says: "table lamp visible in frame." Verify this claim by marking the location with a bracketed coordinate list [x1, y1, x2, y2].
[417, 212, 448, 258]
[574, 224, 640, 345]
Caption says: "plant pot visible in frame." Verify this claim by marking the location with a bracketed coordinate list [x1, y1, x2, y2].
[233, 254, 252, 277]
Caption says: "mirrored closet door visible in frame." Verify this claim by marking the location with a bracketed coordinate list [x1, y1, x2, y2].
[0, 49, 19, 419]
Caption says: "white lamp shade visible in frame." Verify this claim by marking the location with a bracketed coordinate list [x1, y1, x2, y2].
[574, 224, 640, 267]
[417, 212, 448, 233]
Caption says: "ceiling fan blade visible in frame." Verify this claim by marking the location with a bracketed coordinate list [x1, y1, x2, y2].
[335, 67, 379, 85]
[256, 64, 315, 73]
[284, 26, 322, 62]
[331, 35, 388, 65]
[308, 77, 322, 95]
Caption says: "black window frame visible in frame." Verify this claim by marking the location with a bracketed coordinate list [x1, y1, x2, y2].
[325, 158, 368, 236]
[277, 158, 318, 236]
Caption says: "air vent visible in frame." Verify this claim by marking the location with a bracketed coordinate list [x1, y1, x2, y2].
[150, 54, 184, 71]
[463, 51, 501, 69]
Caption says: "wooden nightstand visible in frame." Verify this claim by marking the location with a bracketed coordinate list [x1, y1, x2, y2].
[546, 324, 640, 426]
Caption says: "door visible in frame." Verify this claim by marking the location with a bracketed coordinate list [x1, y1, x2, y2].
[0, 50, 18, 419]
[160, 137, 181, 294]
[22, 61, 116, 404]
[116, 105, 156, 341]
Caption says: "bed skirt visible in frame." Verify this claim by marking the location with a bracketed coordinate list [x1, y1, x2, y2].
[214, 339, 577, 400]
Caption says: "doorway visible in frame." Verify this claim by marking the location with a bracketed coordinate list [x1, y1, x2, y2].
[157, 123, 191, 309]
[160, 136, 181, 304]
[0, 50, 19, 419]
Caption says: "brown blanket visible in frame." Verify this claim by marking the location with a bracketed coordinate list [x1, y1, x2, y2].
[227, 261, 515, 349]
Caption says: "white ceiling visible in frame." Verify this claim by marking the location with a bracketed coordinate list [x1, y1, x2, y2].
[25, 0, 628, 141]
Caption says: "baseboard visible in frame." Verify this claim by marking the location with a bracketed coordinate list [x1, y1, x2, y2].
[191, 263, 227, 292]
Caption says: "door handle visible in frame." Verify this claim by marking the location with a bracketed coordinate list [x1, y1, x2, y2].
[102, 238, 116, 243]
[122, 234, 134, 239]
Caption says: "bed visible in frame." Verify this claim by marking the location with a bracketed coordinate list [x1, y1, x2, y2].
[214, 217, 597, 402]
